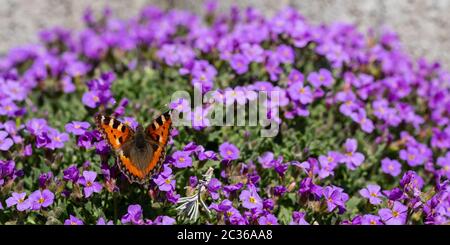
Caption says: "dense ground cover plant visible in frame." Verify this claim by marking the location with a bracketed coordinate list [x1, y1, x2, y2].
[0, 2, 449, 225]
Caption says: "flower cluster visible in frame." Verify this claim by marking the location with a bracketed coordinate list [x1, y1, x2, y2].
[0, 2, 449, 225]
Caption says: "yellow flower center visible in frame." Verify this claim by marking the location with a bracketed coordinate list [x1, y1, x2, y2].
[249, 196, 256, 203]
[18, 198, 24, 203]
[179, 157, 185, 163]
[327, 156, 334, 162]
[370, 220, 376, 225]
[408, 154, 415, 161]
[5, 105, 12, 111]
[392, 211, 399, 218]
[299, 88, 305, 94]
[93, 96, 100, 102]
[227, 150, 232, 156]
[74, 125, 81, 129]
[86, 181, 92, 187]
[165, 178, 171, 184]
[39, 197, 45, 204]
[319, 75, 325, 82]
[370, 192, 377, 197]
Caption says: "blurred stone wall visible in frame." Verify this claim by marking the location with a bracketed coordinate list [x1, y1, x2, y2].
[1, 0, 450, 69]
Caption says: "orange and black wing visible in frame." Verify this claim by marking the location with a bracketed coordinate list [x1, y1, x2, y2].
[95, 114, 134, 150]
[144, 110, 172, 176]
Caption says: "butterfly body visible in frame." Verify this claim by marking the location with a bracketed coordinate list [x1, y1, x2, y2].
[95, 111, 172, 184]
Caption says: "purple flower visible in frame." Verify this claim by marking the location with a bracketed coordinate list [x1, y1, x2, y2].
[437, 152, 450, 178]
[26, 118, 48, 136]
[241, 43, 265, 63]
[189, 176, 198, 187]
[0, 100, 20, 117]
[166, 190, 180, 204]
[121, 117, 139, 130]
[239, 185, 263, 210]
[62, 76, 76, 93]
[38, 172, 53, 188]
[1, 80, 28, 101]
[323, 186, 348, 213]
[6, 192, 30, 211]
[290, 211, 310, 225]
[169, 98, 191, 113]
[337, 91, 359, 116]
[318, 151, 342, 179]
[78, 171, 103, 197]
[219, 142, 240, 161]
[400, 170, 424, 195]
[82, 90, 102, 108]
[121, 204, 143, 225]
[189, 106, 210, 129]
[378, 201, 408, 225]
[198, 150, 218, 161]
[381, 158, 402, 177]
[359, 184, 384, 205]
[258, 151, 275, 169]
[63, 164, 79, 182]
[153, 216, 176, 225]
[207, 178, 222, 200]
[65, 121, 90, 135]
[47, 129, 69, 149]
[0, 131, 13, 151]
[210, 199, 233, 212]
[399, 146, 425, 167]
[275, 44, 294, 64]
[97, 217, 114, 225]
[273, 185, 287, 196]
[361, 215, 383, 225]
[287, 82, 313, 104]
[351, 109, 374, 133]
[171, 151, 193, 168]
[307, 69, 334, 88]
[29, 189, 54, 210]
[258, 214, 279, 225]
[383, 188, 405, 201]
[342, 138, 365, 170]
[229, 53, 249, 75]
[64, 215, 84, 225]
[223, 183, 243, 198]
[298, 177, 323, 199]
[154, 166, 175, 192]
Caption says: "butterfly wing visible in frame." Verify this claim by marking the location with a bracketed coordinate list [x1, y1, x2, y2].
[143, 110, 172, 177]
[95, 114, 134, 150]
[96, 114, 146, 183]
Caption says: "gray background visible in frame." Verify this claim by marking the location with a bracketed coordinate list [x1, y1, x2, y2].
[1, 0, 450, 69]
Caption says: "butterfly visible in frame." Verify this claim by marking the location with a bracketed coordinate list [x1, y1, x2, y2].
[95, 111, 172, 184]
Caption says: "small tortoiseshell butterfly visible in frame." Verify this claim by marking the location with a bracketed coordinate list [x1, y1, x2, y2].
[95, 111, 172, 184]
